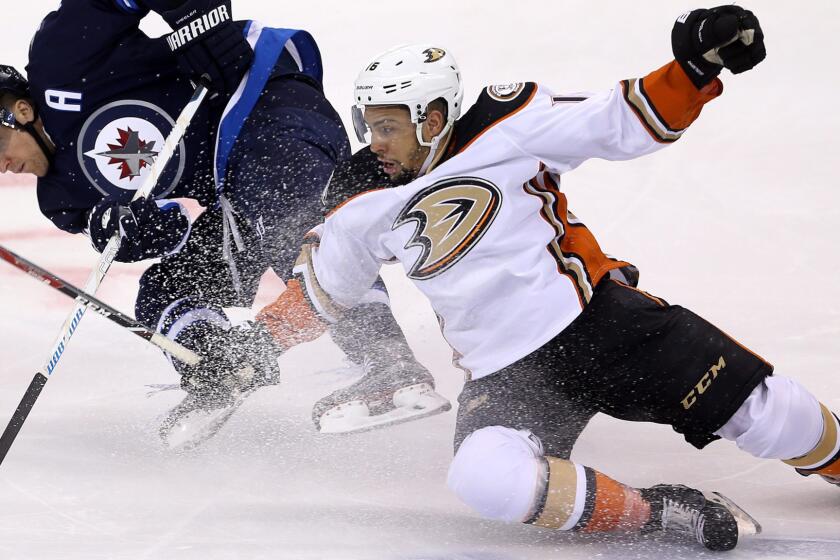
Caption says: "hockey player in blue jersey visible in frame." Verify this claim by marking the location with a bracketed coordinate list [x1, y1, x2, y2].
[0, 0, 450, 434]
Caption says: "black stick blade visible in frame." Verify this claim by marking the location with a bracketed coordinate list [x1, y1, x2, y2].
[0, 372, 48, 465]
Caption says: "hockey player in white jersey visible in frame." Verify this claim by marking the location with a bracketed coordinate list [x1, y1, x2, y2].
[203, 6, 836, 551]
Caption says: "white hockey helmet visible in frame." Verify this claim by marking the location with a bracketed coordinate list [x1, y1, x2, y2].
[351, 44, 463, 150]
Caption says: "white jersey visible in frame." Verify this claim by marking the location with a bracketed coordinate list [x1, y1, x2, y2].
[296, 61, 721, 380]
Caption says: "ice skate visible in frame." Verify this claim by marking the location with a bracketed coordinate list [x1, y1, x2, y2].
[313, 358, 451, 434]
[641, 484, 761, 551]
[159, 386, 252, 451]
[160, 361, 279, 451]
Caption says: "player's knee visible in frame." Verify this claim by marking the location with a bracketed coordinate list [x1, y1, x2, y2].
[716, 375, 824, 459]
[447, 426, 544, 523]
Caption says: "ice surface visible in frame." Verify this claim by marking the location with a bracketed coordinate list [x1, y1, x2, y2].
[2, 1, 840, 558]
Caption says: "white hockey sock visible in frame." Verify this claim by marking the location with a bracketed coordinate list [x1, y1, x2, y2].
[715, 375, 825, 460]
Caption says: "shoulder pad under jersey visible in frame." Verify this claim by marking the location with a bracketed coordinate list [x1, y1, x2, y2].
[444, 82, 538, 158]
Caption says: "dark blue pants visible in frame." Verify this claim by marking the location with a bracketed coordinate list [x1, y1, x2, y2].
[136, 76, 350, 329]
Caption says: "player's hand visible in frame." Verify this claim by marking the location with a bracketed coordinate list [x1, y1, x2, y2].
[173, 319, 282, 398]
[86, 196, 190, 262]
[147, 0, 253, 97]
[672, 6, 766, 89]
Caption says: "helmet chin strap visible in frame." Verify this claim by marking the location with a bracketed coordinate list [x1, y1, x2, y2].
[21, 120, 55, 168]
[416, 118, 454, 176]
[3, 103, 55, 168]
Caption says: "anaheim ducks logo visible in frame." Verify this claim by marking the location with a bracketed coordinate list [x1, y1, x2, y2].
[423, 48, 446, 63]
[394, 177, 502, 280]
[487, 83, 525, 102]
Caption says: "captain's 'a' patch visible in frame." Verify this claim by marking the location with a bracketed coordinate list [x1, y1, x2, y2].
[393, 177, 501, 280]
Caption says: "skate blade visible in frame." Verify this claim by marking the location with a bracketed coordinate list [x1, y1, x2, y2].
[145, 383, 181, 397]
[707, 491, 762, 537]
[159, 394, 248, 451]
[319, 384, 451, 434]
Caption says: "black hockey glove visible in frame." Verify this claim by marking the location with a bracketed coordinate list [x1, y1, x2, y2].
[672, 6, 766, 89]
[87, 195, 190, 263]
[146, 0, 253, 97]
[172, 320, 282, 401]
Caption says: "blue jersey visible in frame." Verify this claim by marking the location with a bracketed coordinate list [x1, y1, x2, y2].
[28, 0, 322, 234]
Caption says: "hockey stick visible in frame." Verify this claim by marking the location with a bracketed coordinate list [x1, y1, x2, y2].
[0, 244, 201, 365]
[0, 85, 208, 465]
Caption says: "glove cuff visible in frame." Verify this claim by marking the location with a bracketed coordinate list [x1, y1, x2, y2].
[158, 297, 230, 368]
[154, 199, 193, 255]
[164, 3, 233, 52]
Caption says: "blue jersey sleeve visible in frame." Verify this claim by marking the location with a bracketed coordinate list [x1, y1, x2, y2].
[27, 0, 151, 85]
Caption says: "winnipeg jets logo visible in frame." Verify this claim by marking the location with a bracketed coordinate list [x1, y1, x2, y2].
[96, 127, 159, 180]
[394, 177, 501, 280]
[78, 100, 185, 196]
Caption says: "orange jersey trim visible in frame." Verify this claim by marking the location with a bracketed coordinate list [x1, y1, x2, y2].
[642, 61, 722, 130]
[324, 187, 389, 219]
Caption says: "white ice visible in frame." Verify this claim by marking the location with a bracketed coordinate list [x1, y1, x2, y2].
[2, 1, 840, 558]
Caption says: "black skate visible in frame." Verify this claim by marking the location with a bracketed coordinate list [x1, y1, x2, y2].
[160, 361, 280, 451]
[641, 484, 761, 551]
[158, 316, 283, 450]
[312, 358, 451, 434]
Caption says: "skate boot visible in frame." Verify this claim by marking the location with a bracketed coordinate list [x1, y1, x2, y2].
[159, 372, 257, 451]
[159, 317, 283, 450]
[312, 357, 451, 434]
[640, 484, 761, 551]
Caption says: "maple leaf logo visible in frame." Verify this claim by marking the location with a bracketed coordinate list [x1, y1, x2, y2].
[96, 127, 159, 180]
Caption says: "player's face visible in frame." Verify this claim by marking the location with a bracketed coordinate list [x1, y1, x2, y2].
[0, 127, 49, 177]
[364, 106, 429, 182]
[0, 105, 50, 178]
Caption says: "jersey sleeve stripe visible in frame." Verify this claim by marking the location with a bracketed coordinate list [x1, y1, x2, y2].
[292, 243, 346, 323]
[623, 61, 722, 143]
[622, 79, 682, 143]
